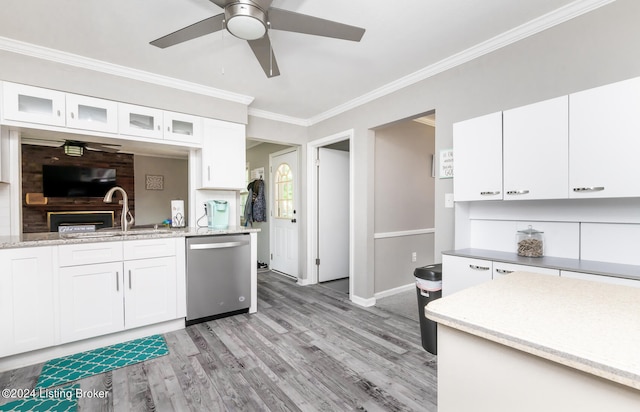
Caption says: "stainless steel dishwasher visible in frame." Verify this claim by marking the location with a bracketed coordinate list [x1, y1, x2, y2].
[185, 234, 251, 325]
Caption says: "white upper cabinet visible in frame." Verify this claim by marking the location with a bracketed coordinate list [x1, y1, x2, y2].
[66, 93, 119, 133]
[569, 77, 640, 199]
[118, 103, 164, 139]
[2, 82, 66, 126]
[453, 111, 503, 201]
[163, 111, 203, 144]
[503, 96, 569, 200]
[200, 118, 246, 190]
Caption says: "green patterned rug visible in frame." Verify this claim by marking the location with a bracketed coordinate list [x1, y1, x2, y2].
[35, 334, 169, 390]
[0, 384, 78, 412]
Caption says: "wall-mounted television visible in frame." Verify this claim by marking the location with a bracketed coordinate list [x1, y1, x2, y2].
[42, 165, 116, 197]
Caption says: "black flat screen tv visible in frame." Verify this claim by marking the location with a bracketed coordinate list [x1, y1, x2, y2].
[42, 165, 116, 197]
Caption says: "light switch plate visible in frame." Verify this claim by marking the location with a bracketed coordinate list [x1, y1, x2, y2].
[445, 193, 454, 208]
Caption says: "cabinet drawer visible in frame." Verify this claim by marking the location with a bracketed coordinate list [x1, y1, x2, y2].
[561, 271, 640, 288]
[59, 241, 123, 266]
[123, 238, 176, 260]
[493, 262, 559, 279]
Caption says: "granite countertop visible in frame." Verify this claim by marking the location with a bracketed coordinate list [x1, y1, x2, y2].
[443, 248, 640, 282]
[426, 272, 640, 390]
[0, 226, 260, 249]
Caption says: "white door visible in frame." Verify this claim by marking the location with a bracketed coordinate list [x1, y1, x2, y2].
[270, 149, 299, 277]
[318, 147, 350, 282]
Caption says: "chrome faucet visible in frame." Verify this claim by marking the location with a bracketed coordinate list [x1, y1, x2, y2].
[103, 186, 134, 231]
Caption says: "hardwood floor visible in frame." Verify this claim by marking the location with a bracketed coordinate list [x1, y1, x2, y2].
[0, 272, 437, 411]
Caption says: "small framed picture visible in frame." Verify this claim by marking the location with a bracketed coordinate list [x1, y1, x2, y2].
[146, 174, 164, 190]
[439, 149, 454, 179]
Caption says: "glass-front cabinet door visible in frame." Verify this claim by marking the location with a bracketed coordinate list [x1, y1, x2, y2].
[66, 94, 119, 133]
[2, 82, 66, 126]
[118, 102, 163, 139]
[163, 111, 202, 144]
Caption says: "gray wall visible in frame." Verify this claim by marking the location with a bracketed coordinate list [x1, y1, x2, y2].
[374, 121, 435, 292]
[304, 0, 640, 300]
[245, 142, 292, 264]
[134, 155, 188, 226]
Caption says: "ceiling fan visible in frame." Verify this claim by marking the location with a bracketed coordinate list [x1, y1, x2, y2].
[150, 0, 366, 78]
[25, 138, 121, 157]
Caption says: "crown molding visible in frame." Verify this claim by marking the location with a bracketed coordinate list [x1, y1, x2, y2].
[247, 107, 310, 127]
[0, 36, 255, 105]
[300, 0, 616, 126]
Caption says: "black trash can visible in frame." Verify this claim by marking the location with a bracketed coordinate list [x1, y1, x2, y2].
[414, 263, 442, 355]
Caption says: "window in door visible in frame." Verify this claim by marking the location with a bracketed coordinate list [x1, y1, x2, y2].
[275, 163, 293, 219]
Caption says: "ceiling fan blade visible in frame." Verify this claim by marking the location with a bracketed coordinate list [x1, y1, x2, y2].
[85, 143, 120, 153]
[150, 14, 225, 48]
[248, 34, 280, 78]
[268, 8, 365, 42]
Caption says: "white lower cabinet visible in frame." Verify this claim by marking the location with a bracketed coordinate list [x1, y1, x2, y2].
[442, 255, 493, 296]
[58, 238, 180, 344]
[59, 262, 125, 343]
[0, 247, 55, 357]
[124, 256, 177, 329]
[560, 270, 640, 288]
[493, 262, 559, 279]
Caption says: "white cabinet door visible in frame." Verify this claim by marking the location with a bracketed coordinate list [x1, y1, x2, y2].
[124, 257, 177, 329]
[442, 255, 493, 296]
[118, 103, 164, 139]
[200, 118, 246, 189]
[163, 111, 202, 144]
[453, 112, 503, 201]
[0, 247, 55, 357]
[2, 82, 66, 126]
[66, 93, 119, 133]
[59, 262, 125, 343]
[503, 96, 569, 200]
[561, 270, 640, 288]
[569, 76, 640, 198]
[493, 262, 559, 279]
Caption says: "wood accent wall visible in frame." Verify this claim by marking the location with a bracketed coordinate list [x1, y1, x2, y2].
[22, 144, 135, 233]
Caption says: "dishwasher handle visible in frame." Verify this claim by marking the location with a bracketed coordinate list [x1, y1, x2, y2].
[189, 240, 250, 250]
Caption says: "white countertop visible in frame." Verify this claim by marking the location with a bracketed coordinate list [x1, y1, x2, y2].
[426, 272, 640, 390]
[0, 226, 260, 249]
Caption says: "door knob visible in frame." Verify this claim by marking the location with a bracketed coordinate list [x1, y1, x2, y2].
[291, 218, 297, 223]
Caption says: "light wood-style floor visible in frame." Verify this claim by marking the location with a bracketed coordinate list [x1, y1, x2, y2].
[0, 272, 437, 411]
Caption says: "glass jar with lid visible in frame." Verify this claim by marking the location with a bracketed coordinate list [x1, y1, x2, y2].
[516, 225, 544, 257]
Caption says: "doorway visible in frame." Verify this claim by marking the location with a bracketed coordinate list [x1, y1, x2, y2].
[307, 130, 355, 297]
[269, 147, 300, 278]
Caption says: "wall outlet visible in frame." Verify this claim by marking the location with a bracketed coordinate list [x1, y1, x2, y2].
[445, 193, 454, 208]
[411, 252, 417, 262]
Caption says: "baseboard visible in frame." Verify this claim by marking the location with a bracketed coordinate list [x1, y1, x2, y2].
[0, 319, 185, 373]
[374, 282, 415, 299]
[350, 294, 376, 307]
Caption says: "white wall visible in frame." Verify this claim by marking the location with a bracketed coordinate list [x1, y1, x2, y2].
[304, 0, 640, 300]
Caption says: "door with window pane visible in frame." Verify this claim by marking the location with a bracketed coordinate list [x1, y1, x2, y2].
[270, 149, 299, 277]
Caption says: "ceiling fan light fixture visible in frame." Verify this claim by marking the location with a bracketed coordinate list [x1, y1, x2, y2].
[225, 3, 267, 40]
[63, 144, 83, 157]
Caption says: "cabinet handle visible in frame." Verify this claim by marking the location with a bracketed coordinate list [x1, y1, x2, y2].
[116, 272, 119, 291]
[480, 191, 500, 196]
[57, 110, 61, 117]
[157, 125, 161, 131]
[167, 126, 171, 132]
[495, 269, 514, 274]
[469, 264, 490, 271]
[129, 270, 132, 289]
[506, 190, 530, 195]
[70, 112, 75, 119]
[572, 187, 604, 192]
[207, 166, 211, 181]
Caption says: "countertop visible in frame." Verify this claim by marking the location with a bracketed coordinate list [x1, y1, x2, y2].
[426, 272, 640, 390]
[443, 248, 640, 281]
[0, 226, 260, 249]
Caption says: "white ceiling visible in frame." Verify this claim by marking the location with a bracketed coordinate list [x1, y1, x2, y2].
[0, 0, 608, 123]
